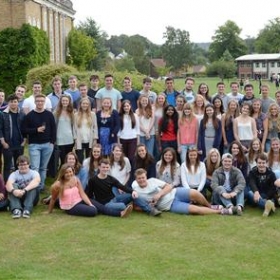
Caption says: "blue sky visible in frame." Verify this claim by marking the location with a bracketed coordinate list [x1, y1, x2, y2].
[71, 0, 280, 44]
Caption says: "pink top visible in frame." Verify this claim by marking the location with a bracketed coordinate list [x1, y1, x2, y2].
[178, 117, 198, 145]
[60, 184, 82, 210]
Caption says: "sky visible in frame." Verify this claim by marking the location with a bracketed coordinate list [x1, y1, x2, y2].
[71, 0, 280, 45]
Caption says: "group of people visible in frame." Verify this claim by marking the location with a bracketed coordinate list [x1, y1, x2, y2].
[1, 73, 280, 219]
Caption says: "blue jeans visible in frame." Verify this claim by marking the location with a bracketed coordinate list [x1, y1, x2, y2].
[246, 191, 269, 209]
[105, 193, 133, 211]
[8, 188, 39, 212]
[180, 144, 196, 163]
[29, 143, 54, 191]
[140, 135, 155, 158]
[212, 189, 244, 208]
[170, 188, 190, 214]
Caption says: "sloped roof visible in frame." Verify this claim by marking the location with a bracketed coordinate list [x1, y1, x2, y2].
[150, 59, 166, 68]
[236, 54, 280, 61]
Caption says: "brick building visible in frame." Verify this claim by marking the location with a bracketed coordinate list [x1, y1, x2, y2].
[0, 0, 75, 63]
[236, 54, 280, 79]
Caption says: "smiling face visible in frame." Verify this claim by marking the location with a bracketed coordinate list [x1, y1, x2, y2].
[61, 96, 70, 107]
[18, 161, 30, 174]
[135, 172, 148, 188]
[252, 100, 261, 112]
[92, 147, 101, 159]
[222, 158, 233, 171]
[252, 140, 260, 152]
[64, 167, 74, 180]
[166, 106, 175, 117]
[112, 146, 122, 160]
[99, 163, 110, 176]
[205, 106, 214, 117]
[81, 99, 90, 111]
[163, 150, 174, 164]
[139, 96, 149, 108]
[210, 152, 218, 163]
[256, 158, 267, 173]
[231, 143, 240, 156]
[122, 102, 131, 113]
[102, 98, 112, 111]
[66, 154, 76, 168]
[137, 146, 147, 159]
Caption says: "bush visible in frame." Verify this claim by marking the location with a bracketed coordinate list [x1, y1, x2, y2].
[26, 65, 165, 94]
[26, 64, 77, 93]
[0, 24, 49, 94]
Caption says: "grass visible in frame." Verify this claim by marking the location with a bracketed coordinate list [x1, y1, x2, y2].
[172, 77, 279, 98]
[2, 76, 280, 279]
[1, 201, 280, 279]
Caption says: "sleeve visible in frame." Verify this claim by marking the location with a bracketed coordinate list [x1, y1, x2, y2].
[21, 113, 38, 135]
[180, 163, 190, 189]
[210, 170, 224, 194]
[248, 170, 258, 193]
[135, 114, 140, 135]
[45, 97, 52, 111]
[233, 170, 246, 193]
[197, 162, 207, 192]
[49, 113, 57, 144]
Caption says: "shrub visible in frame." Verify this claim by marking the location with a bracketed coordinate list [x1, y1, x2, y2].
[0, 24, 49, 94]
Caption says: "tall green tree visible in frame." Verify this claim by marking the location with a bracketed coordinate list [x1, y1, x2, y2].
[255, 18, 280, 53]
[77, 18, 108, 70]
[162, 26, 192, 71]
[66, 29, 97, 70]
[0, 24, 49, 93]
[208, 20, 247, 62]
[105, 34, 129, 56]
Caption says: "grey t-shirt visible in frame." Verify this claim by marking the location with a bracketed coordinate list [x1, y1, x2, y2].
[8, 169, 40, 189]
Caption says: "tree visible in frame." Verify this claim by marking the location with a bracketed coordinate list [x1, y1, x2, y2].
[66, 29, 97, 70]
[208, 20, 247, 62]
[105, 34, 129, 56]
[114, 56, 136, 72]
[206, 60, 236, 80]
[255, 18, 280, 53]
[77, 18, 108, 70]
[0, 24, 49, 93]
[162, 26, 192, 71]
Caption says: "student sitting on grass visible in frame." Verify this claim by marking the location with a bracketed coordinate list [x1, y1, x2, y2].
[6, 155, 40, 219]
[48, 163, 132, 218]
[246, 153, 277, 217]
[132, 168, 231, 216]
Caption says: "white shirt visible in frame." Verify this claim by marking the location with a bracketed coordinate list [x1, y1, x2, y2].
[22, 95, 52, 112]
[132, 178, 176, 211]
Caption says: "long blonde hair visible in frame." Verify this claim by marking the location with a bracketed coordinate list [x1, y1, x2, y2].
[267, 103, 280, 132]
[179, 103, 195, 125]
[76, 97, 93, 128]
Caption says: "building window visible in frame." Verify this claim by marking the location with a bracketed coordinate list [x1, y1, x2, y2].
[255, 62, 259, 68]
[278, 62, 280, 67]
[271, 62, 275, 67]
[246, 62, 251, 67]
[240, 62, 244, 67]
[262, 62, 266, 67]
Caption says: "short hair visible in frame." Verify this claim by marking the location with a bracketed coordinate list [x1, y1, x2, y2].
[32, 81, 42, 86]
[7, 94, 19, 102]
[123, 76, 131, 81]
[230, 81, 239, 87]
[216, 81, 225, 87]
[99, 158, 110, 166]
[165, 77, 174, 83]
[185, 77, 195, 84]
[16, 155, 30, 165]
[78, 82, 87, 88]
[90, 74, 99, 81]
[222, 153, 233, 161]
[143, 77, 152, 84]
[134, 168, 147, 177]
[16, 84, 27, 91]
[68, 75, 77, 81]
[34, 94, 46, 100]
[105, 74, 113, 79]
[52, 76, 62, 84]
[244, 83, 254, 90]
[256, 153, 268, 162]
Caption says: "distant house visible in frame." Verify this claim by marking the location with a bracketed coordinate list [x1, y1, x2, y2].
[188, 65, 206, 75]
[150, 58, 166, 78]
[236, 53, 280, 79]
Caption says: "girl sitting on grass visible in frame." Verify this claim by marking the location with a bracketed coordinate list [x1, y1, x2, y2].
[48, 163, 132, 218]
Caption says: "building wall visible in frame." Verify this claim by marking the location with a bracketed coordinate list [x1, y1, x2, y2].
[0, 0, 75, 63]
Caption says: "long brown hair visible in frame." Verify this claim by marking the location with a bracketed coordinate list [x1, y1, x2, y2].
[135, 144, 154, 169]
[65, 152, 81, 174]
[185, 147, 200, 174]
[57, 163, 75, 196]
[54, 95, 74, 124]
[109, 144, 125, 171]
[248, 138, 263, 163]
[137, 94, 153, 118]
[119, 100, 136, 129]
[89, 144, 102, 178]
[201, 104, 219, 129]
[268, 137, 280, 167]
[224, 99, 239, 129]
[205, 148, 221, 176]
[229, 141, 246, 165]
[158, 147, 178, 180]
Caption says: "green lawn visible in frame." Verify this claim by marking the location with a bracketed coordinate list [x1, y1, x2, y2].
[1, 203, 280, 279]
[172, 77, 278, 98]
